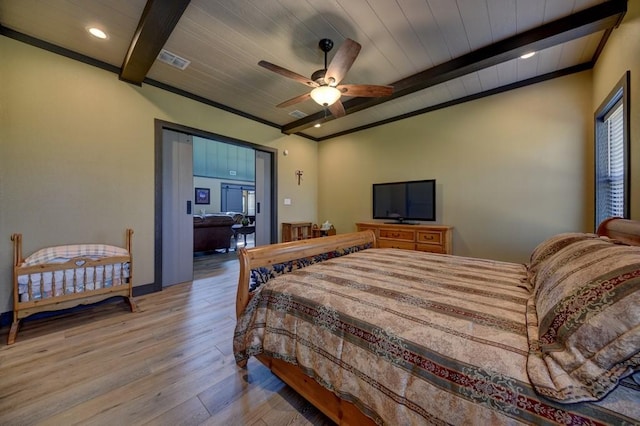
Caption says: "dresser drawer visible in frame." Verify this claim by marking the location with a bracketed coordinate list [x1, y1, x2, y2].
[355, 222, 453, 254]
[357, 225, 379, 235]
[379, 228, 415, 241]
[378, 240, 415, 250]
[416, 243, 445, 254]
[417, 231, 442, 245]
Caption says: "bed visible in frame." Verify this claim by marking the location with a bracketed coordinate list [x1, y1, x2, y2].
[234, 218, 640, 425]
[9, 229, 137, 345]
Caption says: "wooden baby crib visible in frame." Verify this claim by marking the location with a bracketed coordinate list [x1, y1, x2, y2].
[9, 229, 137, 344]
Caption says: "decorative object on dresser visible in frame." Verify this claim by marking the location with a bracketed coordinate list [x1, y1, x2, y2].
[281, 221, 312, 242]
[312, 222, 336, 238]
[9, 229, 136, 345]
[356, 222, 452, 254]
[234, 218, 640, 425]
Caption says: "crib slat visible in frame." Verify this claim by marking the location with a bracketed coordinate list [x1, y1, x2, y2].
[28, 275, 33, 301]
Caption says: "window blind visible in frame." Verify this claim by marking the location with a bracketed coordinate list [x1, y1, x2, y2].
[607, 103, 625, 216]
[595, 101, 624, 225]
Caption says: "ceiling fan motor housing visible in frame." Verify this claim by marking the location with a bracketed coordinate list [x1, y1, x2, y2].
[311, 69, 327, 85]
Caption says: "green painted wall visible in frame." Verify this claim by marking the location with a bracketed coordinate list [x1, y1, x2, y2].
[0, 36, 318, 313]
[318, 72, 593, 263]
[316, 0, 639, 263]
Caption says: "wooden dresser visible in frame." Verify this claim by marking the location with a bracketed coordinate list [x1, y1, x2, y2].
[356, 222, 453, 254]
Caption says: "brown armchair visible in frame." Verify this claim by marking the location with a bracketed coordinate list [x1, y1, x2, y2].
[193, 214, 235, 253]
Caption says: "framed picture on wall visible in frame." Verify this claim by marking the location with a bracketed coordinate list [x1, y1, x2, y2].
[195, 187, 210, 204]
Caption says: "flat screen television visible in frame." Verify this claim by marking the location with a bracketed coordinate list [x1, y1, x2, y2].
[373, 179, 436, 223]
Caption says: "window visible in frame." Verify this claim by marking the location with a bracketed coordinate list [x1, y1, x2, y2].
[595, 71, 630, 227]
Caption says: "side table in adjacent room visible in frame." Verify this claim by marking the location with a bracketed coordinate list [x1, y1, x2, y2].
[233, 224, 255, 249]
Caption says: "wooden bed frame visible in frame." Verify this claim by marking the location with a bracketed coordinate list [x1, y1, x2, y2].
[9, 229, 137, 345]
[235, 218, 640, 425]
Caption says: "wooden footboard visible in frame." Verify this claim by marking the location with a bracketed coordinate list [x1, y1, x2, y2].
[9, 229, 137, 345]
[235, 230, 377, 425]
[236, 230, 376, 318]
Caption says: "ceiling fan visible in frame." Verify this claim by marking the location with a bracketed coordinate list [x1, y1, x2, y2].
[258, 38, 393, 118]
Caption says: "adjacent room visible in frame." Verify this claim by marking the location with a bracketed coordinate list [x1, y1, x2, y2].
[0, 0, 638, 424]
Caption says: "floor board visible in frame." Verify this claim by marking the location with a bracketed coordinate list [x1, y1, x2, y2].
[0, 250, 334, 425]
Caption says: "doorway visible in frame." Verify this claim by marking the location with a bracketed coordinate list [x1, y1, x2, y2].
[154, 120, 278, 291]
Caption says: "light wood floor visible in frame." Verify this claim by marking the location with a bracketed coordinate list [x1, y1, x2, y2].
[0, 251, 334, 425]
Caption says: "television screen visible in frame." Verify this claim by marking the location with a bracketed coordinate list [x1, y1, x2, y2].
[373, 179, 436, 222]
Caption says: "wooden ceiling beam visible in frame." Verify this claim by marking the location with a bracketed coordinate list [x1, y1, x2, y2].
[119, 0, 191, 85]
[282, 0, 627, 136]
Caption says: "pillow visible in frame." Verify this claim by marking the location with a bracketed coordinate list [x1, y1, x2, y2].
[23, 244, 129, 266]
[526, 232, 599, 291]
[526, 237, 640, 403]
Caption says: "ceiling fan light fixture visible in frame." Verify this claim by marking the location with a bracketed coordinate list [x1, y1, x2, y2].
[310, 86, 341, 106]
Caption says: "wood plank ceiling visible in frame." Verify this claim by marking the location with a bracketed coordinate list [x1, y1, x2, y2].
[0, 0, 627, 141]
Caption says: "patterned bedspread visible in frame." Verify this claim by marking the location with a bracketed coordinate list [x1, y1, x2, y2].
[234, 248, 640, 425]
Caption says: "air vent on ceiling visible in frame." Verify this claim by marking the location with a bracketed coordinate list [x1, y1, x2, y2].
[288, 110, 308, 118]
[157, 49, 191, 70]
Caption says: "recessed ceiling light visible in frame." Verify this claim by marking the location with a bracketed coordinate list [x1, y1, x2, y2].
[88, 27, 108, 39]
[314, 123, 321, 128]
[520, 52, 536, 59]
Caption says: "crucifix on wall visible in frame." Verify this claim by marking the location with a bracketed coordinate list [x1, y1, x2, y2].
[295, 170, 303, 185]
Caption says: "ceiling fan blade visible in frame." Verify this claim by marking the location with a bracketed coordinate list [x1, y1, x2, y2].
[276, 92, 311, 108]
[338, 84, 393, 97]
[325, 39, 361, 86]
[328, 99, 346, 118]
[258, 60, 318, 88]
